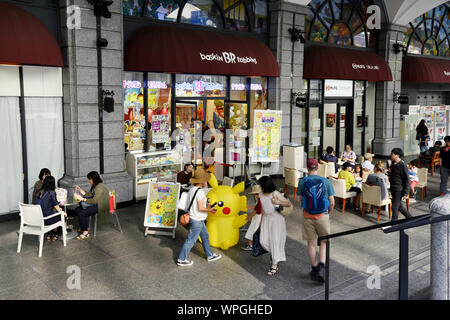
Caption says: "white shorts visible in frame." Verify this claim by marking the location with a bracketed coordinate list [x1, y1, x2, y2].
[245, 214, 262, 241]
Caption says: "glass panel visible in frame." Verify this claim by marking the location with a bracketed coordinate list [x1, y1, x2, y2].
[301, 79, 308, 147]
[224, 0, 249, 32]
[425, 18, 433, 38]
[0, 97, 23, 213]
[310, 18, 328, 42]
[341, 0, 353, 23]
[250, 77, 267, 128]
[308, 106, 321, 159]
[25, 98, 65, 196]
[329, 23, 352, 46]
[354, 81, 364, 156]
[175, 101, 202, 165]
[305, 10, 313, 38]
[439, 39, 450, 57]
[205, 99, 225, 133]
[230, 76, 247, 101]
[368, 29, 377, 48]
[175, 74, 226, 97]
[348, 7, 363, 31]
[437, 24, 448, 45]
[123, 72, 145, 152]
[147, 73, 172, 151]
[408, 33, 422, 54]
[359, 0, 371, 21]
[180, 0, 223, 28]
[353, 25, 366, 47]
[309, 79, 322, 106]
[415, 21, 426, 41]
[365, 81, 375, 154]
[254, 0, 268, 33]
[123, 0, 145, 16]
[144, 0, 179, 22]
[330, 0, 341, 20]
[423, 38, 438, 55]
[318, 2, 333, 28]
[323, 103, 337, 154]
[227, 102, 248, 173]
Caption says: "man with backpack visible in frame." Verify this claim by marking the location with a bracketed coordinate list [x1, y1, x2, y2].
[297, 159, 335, 284]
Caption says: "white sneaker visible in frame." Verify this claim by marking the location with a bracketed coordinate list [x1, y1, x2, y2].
[207, 253, 222, 262]
[409, 198, 417, 203]
[177, 259, 193, 266]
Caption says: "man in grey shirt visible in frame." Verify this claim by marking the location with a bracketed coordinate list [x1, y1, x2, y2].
[365, 164, 389, 200]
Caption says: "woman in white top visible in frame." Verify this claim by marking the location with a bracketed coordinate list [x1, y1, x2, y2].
[341, 145, 357, 163]
[177, 169, 222, 266]
[258, 176, 292, 276]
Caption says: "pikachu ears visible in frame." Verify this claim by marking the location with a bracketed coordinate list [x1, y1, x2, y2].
[208, 173, 219, 188]
[232, 181, 245, 194]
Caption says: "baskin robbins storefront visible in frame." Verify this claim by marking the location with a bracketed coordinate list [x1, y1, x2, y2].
[123, 23, 280, 180]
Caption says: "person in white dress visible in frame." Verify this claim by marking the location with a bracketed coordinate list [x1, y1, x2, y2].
[258, 176, 292, 276]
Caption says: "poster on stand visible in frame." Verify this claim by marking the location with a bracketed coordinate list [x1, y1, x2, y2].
[143, 181, 180, 238]
[252, 110, 282, 162]
[151, 114, 170, 144]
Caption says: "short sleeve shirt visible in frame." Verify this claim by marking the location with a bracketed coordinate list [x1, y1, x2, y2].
[440, 146, 450, 169]
[338, 170, 356, 191]
[188, 187, 208, 221]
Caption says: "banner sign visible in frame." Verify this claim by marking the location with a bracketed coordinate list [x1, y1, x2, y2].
[252, 110, 282, 162]
[324, 79, 353, 97]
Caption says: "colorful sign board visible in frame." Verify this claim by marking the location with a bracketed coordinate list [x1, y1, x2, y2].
[151, 114, 170, 144]
[252, 110, 282, 163]
[144, 181, 180, 229]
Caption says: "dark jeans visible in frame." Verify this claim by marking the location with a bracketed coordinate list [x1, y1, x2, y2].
[391, 189, 412, 221]
[440, 167, 450, 194]
[75, 204, 98, 232]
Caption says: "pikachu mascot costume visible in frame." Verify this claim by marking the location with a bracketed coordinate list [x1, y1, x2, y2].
[205, 174, 248, 250]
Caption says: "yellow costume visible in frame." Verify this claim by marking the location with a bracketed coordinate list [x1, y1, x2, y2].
[205, 174, 248, 250]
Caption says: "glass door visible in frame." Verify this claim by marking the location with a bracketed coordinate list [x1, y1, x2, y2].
[323, 103, 337, 154]
[226, 102, 248, 178]
[308, 106, 322, 159]
[175, 101, 203, 165]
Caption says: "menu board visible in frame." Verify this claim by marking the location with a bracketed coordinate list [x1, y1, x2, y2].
[151, 114, 170, 144]
[252, 110, 282, 162]
[144, 181, 180, 229]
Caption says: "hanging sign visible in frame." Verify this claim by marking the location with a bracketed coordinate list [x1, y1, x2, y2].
[252, 110, 282, 163]
[151, 114, 170, 144]
[144, 181, 181, 238]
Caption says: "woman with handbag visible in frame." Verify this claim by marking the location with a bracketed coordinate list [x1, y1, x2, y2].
[177, 169, 222, 266]
[258, 176, 292, 276]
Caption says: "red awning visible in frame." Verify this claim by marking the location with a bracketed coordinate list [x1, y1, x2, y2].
[402, 56, 450, 83]
[0, 2, 63, 67]
[124, 24, 280, 77]
[303, 45, 392, 81]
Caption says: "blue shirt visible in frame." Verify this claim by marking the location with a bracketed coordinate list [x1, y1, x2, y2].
[297, 175, 335, 214]
[320, 153, 338, 172]
[37, 190, 60, 225]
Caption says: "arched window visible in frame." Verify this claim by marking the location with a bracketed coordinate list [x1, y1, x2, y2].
[223, 0, 250, 32]
[305, 0, 377, 48]
[405, 2, 450, 57]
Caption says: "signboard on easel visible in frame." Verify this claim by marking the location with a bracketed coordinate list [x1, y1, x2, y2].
[143, 181, 181, 239]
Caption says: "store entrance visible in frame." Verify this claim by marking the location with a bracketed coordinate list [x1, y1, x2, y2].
[323, 100, 353, 156]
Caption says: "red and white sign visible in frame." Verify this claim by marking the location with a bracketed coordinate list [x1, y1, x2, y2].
[324, 79, 353, 97]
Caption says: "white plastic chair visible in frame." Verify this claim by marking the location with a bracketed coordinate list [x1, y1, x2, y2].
[284, 167, 301, 201]
[329, 176, 357, 213]
[320, 161, 336, 178]
[360, 183, 392, 222]
[222, 177, 234, 187]
[17, 203, 67, 257]
[317, 163, 327, 178]
[416, 167, 428, 200]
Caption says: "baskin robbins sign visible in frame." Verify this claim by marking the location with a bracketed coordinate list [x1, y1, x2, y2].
[199, 52, 258, 65]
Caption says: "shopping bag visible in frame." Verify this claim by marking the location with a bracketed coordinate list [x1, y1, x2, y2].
[251, 228, 267, 257]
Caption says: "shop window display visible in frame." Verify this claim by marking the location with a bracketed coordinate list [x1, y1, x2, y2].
[306, 0, 377, 48]
[175, 74, 226, 97]
[253, 0, 268, 34]
[249, 77, 267, 129]
[124, 73, 145, 152]
[405, 2, 450, 57]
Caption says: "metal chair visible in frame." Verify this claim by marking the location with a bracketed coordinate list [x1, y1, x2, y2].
[418, 151, 440, 176]
[89, 191, 122, 237]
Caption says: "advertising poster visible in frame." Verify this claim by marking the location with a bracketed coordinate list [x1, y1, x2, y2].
[151, 114, 170, 144]
[326, 113, 336, 128]
[144, 182, 180, 229]
[252, 110, 282, 162]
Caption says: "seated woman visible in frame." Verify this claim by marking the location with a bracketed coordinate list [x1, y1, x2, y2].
[338, 162, 361, 211]
[74, 171, 109, 240]
[340, 145, 357, 163]
[34, 175, 65, 241]
[177, 163, 194, 193]
[320, 146, 338, 173]
[32, 168, 51, 204]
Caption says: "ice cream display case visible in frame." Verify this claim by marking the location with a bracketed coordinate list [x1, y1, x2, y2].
[126, 150, 183, 200]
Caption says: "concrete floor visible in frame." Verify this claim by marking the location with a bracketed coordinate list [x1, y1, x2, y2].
[0, 173, 440, 300]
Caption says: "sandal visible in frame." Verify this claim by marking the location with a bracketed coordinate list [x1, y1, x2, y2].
[51, 234, 59, 242]
[46, 234, 52, 241]
[76, 232, 90, 240]
[267, 266, 278, 276]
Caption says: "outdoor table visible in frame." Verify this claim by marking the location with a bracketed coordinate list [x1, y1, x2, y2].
[63, 202, 80, 240]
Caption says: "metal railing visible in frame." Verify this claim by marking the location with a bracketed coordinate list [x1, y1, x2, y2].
[317, 213, 450, 300]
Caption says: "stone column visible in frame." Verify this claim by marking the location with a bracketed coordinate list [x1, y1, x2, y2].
[372, 23, 407, 157]
[429, 194, 450, 300]
[267, 0, 308, 174]
[59, 0, 132, 202]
